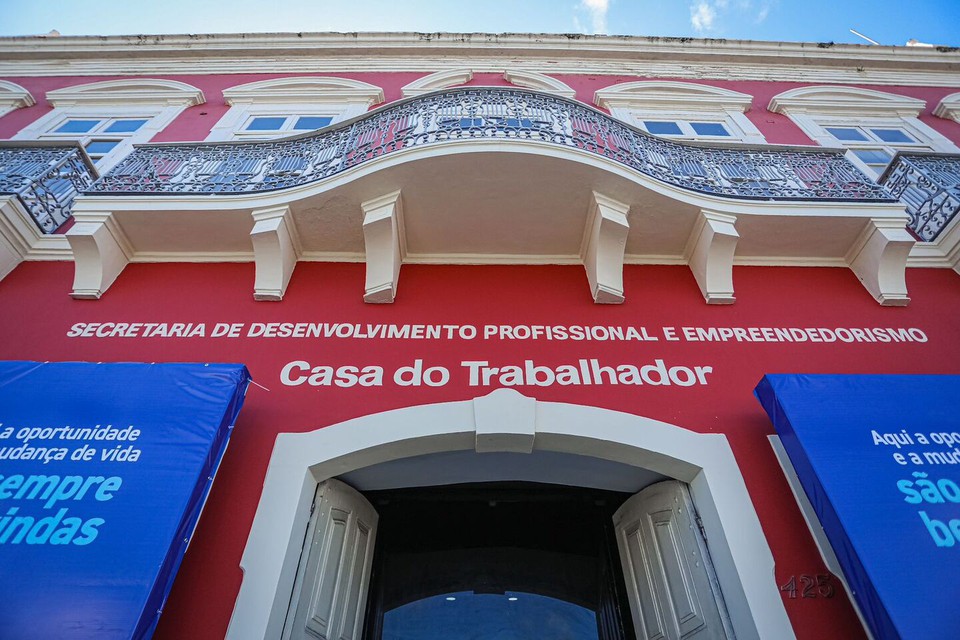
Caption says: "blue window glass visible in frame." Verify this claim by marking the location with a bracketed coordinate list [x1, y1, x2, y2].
[54, 119, 101, 134]
[84, 140, 120, 155]
[292, 116, 332, 130]
[826, 127, 869, 142]
[691, 122, 730, 136]
[853, 148, 893, 165]
[870, 128, 914, 143]
[104, 119, 148, 133]
[246, 117, 287, 131]
[644, 121, 682, 135]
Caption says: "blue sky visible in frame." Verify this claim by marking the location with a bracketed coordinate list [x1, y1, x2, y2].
[1, 0, 958, 46]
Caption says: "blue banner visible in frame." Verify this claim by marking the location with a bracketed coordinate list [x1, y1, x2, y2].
[756, 374, 960, 640]
[0, 362, 250, 640]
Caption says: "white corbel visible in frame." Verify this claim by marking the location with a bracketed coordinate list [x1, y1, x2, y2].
[846, 217, 914, 306]
[362, 190, 406, 304]
[67, 212, 132, 299]
[251, 205, 301, 301]
[473, 388, 536, 454]
[580, 192, 630, 304]
[685, 210, 739, 305]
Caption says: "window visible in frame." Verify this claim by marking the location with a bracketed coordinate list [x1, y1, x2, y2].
[640, 119, 733, 139]
[206, 77, 383, 142]
[594, 81, 765, 144]
[769, 86, 960, 177]
[40, 117, 151, 162]
[11, 79, 204, 171]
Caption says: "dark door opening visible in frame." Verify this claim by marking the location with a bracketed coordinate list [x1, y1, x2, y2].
[361, 482, 637, 640]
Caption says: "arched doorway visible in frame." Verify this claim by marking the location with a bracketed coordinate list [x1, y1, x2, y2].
[227, 389, 794, 640]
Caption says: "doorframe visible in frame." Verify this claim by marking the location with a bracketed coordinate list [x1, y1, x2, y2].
[226, 389, 795, 640]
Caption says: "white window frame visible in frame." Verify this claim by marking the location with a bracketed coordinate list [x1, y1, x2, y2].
[206, 77, 384, 142]
[769, 85, 960, 178]
[12, 79, 204, 172]
[594, 81, 766, 144]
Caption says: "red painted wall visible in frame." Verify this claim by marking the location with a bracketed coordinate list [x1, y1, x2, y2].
[3, 72, 959, 148]
[1, 261, 959, 639]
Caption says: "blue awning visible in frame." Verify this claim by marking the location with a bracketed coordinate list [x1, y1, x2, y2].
[756, 374, 960, 640]
[0, 362, 250, 640]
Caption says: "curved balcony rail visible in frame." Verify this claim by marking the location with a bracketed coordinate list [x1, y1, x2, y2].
[0, 142, 97, 233]
[879, 152, 960, 241]
[88, 87, 893, 203]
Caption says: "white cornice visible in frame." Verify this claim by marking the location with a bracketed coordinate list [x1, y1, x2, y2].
[401, 69, 473, 97]
[0, 80, 35, 109]
[0, 32, 958, 86]
[503, 70, 576, 98]
[595, 80, 754, 112]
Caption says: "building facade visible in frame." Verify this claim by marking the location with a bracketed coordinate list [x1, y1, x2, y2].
[1, 32, 959, 640]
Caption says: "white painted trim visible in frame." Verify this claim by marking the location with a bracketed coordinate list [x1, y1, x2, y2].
[768, 85, 927, 117]
[595, 80, 754, 112]
[401, 69, 473, 97]
[0, 80, 35, 117]
[250, 205, 301, 301]
[66, 211, 133, 299]
[228, 390, 795, 640]
[933, 92, 960, 122]
[222, 76, 383, 106]
[44, 78, 204, 107]
[502, 70, 576, 98]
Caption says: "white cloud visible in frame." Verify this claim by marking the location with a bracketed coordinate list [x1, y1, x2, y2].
[579, 0, 609, 34]
[690, 2, 716, 32]
[756, 5, 770, 22]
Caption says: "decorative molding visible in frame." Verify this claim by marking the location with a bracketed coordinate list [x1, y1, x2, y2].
[473, 388, 536, 453]
[44, 78, 205, 107]
[250, 205, 302, 301]
[0, 196, 36, 280]
[502, 70, 575, 98]
[684, 210, 739, 305]
[845, 217, 915, 306]
[223, 76, 383, 106]
[66, 212, 133, 299]
[401, 69, 473, 97]
[934, 92, 960, 122]
[580, 192, 630, 304]
[595, 80, 754, 112]
[0, 80, 35, 115]
[361, 190, 405, 303]
[768, 85, 926, 117]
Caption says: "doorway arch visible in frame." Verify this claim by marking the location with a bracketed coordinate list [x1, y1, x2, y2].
[226, 389, 794, 640]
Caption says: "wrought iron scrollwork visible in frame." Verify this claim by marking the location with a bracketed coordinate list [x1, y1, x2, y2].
[88, 88, 893, 203]
[880, 153, 960, 241]
[0, 144, 97, 233]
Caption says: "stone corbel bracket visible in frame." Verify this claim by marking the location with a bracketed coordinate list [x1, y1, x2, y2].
[251, 205, 302, 301]
[362, 190, 406, 303]
[846, 217, 914, 306]
[67, 212, 133, 299]
[685, 210, 739, 305]
[581, 191, 630, 304]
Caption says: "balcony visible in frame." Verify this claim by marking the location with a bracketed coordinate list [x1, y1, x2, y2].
[879, 152, 960, 242]
[0, 142, 97, 233]
[88, 87, 892, 204]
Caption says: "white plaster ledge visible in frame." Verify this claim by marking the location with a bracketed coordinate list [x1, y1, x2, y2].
[581, 191, 630, 304]
[250, 205, 302, 301]
[846, 217, 914, 306]
[685, 210, 739, 305]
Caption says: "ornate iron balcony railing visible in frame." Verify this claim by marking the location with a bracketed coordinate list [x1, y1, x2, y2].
[879, 152, 960, 241]
[88, 88, 893, 203]
[0, 142, 97, 233]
